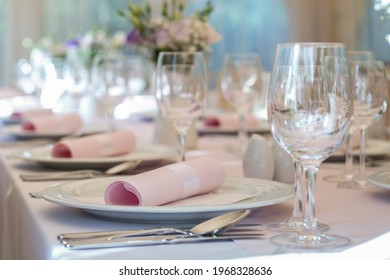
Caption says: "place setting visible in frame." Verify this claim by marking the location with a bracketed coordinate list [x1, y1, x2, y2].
[38, 156, 293, 249]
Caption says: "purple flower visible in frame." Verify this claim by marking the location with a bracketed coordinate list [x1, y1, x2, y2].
[126, 29, 142, 46]
[65, 37, 80, 48]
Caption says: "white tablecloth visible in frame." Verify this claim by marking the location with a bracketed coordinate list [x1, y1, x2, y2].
[1, 121, 390, 260]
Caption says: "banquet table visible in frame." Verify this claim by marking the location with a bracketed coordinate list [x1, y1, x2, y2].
[1, 117, 390, 260]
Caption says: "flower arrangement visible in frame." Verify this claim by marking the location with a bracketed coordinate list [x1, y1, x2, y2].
[66, 29, 127, 68]
[118, 0, 222, 63]
[22, 36, 67, 59]
[23, 29, 127, 68]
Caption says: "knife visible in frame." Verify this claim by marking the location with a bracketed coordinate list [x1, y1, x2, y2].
[61, 233, 265, 250]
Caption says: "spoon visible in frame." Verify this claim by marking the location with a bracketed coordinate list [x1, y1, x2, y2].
[58, 209, 252, 242]
[22, 160, 142, 182]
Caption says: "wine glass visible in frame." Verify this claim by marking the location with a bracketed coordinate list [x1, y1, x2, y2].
[124, 55, 148, 97]
[338, 52, 387, 189]
[154, 52, 207, 162]
[93, 54, 129, 131]
[63, 47, 89, 107]
[267, 43, 353, 249]
[220, 53, 263, 150]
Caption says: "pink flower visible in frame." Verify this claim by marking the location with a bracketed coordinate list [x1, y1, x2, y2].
[154, 27, 170, 48]
[170, 18, 192, 43]
[205, 23, 222, 44]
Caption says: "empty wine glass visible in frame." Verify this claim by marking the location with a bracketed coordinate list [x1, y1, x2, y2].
[63, 47, 89, 108]
[124, 55, 148, 97]
[93, 54, 129, 131]
[154, 52, 207, 161]
[220, 53, 263, 150]
[267, 43, 353, 249]
[339, 54, 388, 189]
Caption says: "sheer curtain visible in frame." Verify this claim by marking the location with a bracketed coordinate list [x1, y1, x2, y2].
[1, 0, 389, 88]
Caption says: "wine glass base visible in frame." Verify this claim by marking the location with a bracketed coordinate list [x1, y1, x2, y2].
[323, 173, 354, 183]
[266, 221, 329, 232]
[337, 180, 375, 190]
[271, 231, 350, 249]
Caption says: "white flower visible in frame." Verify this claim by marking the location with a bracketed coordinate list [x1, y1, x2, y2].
[110, 31, 127, 48]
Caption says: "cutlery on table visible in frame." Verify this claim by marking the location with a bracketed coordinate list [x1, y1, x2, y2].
[20, 160, 142, 181]
[58, 210, 265, 249]
[58, 210, 253, 241]
[62, 233, 265, 249]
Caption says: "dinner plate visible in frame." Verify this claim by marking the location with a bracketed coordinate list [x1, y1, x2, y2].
[41, 176, 294, 223]
[327, 139, 390, 161]
[367, 171, 390, 190]
[3, 124, 106, 140]
[9, 144, 176, 170]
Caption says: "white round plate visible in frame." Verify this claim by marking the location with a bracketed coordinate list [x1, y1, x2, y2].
[3, 124, 107, 140]
[328, 139, 390, 161]
[41, 176, 294, 223]
[9, 144, 176, 170]
[368, 171, 390, 190]
[4, 125, 72, 139]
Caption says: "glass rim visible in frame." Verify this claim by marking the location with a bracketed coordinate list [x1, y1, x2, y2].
[276, 42, 346, 48]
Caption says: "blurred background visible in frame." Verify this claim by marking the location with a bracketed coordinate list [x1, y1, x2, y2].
[1, 0, 389, 87]
[0, 0, 389, 128]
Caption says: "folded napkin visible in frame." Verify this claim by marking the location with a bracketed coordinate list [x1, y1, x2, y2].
[51, 129, 136, 158]
[204, 113, 259, 128]
[21, 113, 82, 133]
[105, 156, 226, 206]
[11, 108, 53, 120]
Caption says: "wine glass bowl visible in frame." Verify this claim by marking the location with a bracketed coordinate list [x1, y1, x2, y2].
[267, 43, 353, 249]
[154, 52, 207, 162]
[220, 53, 263, 149]
[93, 54, 129, 130]
[63, 48, 89, 103]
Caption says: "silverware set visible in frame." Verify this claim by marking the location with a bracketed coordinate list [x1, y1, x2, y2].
[20, 160, 141, 181]
[58, 224, 265, 250]
[57, 210, 265, 249]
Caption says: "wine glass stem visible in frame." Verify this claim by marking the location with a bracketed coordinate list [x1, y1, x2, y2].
[238, 113, 248, 149]
[356, 128, 367, 184]
[106, 110, 115, 132]
[344, 130, 354, 179]
[177, 132, 187, 162]
[291, 160, 304, 220]
[304, 166, 319, 231]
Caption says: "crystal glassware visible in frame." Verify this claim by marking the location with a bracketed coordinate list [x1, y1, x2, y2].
[267, 43, 353, 249]
[220, 53, 263, 151]
[63, 47, 89, 106]
[92, 54, 129, 131]
[338, 52, 387, 189]
[154, 52, 207, 162]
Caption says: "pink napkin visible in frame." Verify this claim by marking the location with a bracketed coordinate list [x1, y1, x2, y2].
[51, 130, 136, 158]
[105, 156, 226, 206]
[21, 113, 82, 133]
[11, 108, 53, 120]
[204, 113, 259, 128]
